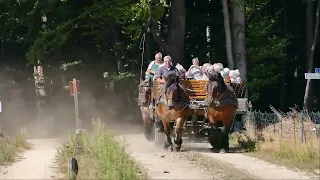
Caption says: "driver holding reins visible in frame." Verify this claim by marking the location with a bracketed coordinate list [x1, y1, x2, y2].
[154, 55, 180, 85]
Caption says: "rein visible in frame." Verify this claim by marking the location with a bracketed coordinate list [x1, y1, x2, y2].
[161, 83, 189, 112]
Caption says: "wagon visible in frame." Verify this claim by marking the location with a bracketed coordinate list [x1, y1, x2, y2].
[146, 78, 249, 147]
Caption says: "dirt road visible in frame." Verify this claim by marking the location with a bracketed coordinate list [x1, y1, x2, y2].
[183, 143, 318, 180]
[1, 132, 316, 179]
[124, 134, 254, 179]
[0, 139, 62, 179]
[124, 134, 318, 180]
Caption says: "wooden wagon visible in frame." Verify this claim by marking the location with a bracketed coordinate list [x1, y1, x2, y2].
[146, 78, 250, 147]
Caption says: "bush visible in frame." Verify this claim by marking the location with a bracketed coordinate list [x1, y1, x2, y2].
[57, 119, 141, 179]
[0, 132, 31, 164]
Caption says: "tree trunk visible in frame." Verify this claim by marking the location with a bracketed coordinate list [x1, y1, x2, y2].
[112, 26, 123, 72]
[167, 0, 186, 65]
[150, 0, 186, 66]
[140, 32, 152, 81]
[222, 0, 234, 69]
[33, 61, 46, 124]
[280, 0, 288, 111]
[303, 0, 319, 110]
[231, 0, 247, 83]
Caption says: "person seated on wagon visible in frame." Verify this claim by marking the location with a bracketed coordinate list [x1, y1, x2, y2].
[197, 63, 212, 80]
[185, 57, 202, 79]
[138, 52, 162, 105]
[144, 52, 163, 85]
[186, 62, 210, 80]
[155, 55, 180, 87]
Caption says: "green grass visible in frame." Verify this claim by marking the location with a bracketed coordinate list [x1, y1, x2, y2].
[56, 119, 143, 179]
[0, 133, 31, 165]
[230, 130, 320, 175]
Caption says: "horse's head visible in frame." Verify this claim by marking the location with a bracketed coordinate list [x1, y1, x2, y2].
[139, 85, 151, 105]
[205, 65, 224, 82]
[165, 82, 181, 110]
[205, 67, 226, 105]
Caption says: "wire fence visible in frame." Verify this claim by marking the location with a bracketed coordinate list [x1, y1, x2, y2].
[245, 110, 320, 126]
[242, 110, 320, 142]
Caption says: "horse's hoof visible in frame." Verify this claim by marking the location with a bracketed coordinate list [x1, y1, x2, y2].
[219, 149, 227, 154]
[164, 144, 173, 151]
[174, 147, 181, 152]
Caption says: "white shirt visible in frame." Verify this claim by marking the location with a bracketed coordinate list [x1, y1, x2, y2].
[146, 60, 155, 75]
[195, 74, 209, 80]
[186, 65, 203, 79]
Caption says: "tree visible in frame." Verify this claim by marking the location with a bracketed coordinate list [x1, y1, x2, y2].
[245, 0, 289, 110]
[231, 0, 247, 83]
[149, 0, 186, 65]
[222, 0, 234, 69]
[303, 0, 320, 111]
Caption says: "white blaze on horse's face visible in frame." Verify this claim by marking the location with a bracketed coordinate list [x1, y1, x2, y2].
[167, 90, 174, 109]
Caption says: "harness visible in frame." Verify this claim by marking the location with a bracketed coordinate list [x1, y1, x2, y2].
[205, 80, 237, 109]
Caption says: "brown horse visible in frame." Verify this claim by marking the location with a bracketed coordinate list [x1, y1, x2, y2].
[205, 68, 238, 153]
[138, 79, 154, 141]
[156, 75, 190, 151]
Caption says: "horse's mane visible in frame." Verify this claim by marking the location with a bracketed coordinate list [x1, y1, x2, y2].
[206, 71, 238, 106]
[206, 70, 227, 93]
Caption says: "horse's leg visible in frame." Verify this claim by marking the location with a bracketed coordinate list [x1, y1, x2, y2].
[220, 106, 236, 153]
[219, 125, 230, 153]
[163, 119, 173, 151]
[174, 116, 185, 151]
[207, 111, 223, 152]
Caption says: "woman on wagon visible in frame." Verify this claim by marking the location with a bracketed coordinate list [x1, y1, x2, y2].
[185, 57, 201, 79]
[185, 58, 209, 80]
[145, 52, 163, 85]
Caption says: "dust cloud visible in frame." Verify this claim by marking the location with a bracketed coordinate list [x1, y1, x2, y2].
[0, 67, 143, 140]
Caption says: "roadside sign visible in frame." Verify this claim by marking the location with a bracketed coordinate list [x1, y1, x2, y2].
[69, 80, 80, 96]
[0, 101, 2, 112]
[305, 73, 320, 79]
[315, 68, 320, 73]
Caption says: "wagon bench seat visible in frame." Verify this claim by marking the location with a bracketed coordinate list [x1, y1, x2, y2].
[151, 79, 247, 104]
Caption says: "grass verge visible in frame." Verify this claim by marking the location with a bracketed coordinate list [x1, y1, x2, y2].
[56, 119, 145, 179]
[231, 108, 320, 175]
[0, 133, 31, 165]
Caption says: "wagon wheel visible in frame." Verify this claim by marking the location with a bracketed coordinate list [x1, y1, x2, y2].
[144, 120, 154, 141]
[154, 115, 165, 147]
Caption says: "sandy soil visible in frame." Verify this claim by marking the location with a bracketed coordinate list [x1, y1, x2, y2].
[182, 142, 319, 180]
[199, 152, 319, 180]
[124, 133, 318, 180]
[0, 129, 317, 180]
[0, 139, 62, 180]
[124, 134, 253, 179]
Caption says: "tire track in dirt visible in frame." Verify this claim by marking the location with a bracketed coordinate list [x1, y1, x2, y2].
[123, 134, 255, 180]
[0, 139, 62, 180]
[182, 143, 319, 180]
